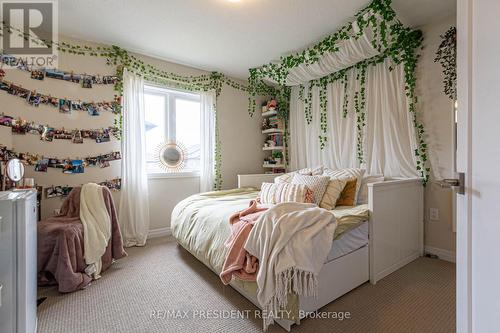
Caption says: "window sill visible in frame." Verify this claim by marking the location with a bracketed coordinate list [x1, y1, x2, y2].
[147, 171, 200, 180]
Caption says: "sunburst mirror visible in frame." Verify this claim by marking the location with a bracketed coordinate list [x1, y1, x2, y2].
[154, 141, 187, 172]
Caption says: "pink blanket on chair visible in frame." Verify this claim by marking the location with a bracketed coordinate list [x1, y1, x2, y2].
[220, 200, 267, 284]
[37, 186, 127, 292]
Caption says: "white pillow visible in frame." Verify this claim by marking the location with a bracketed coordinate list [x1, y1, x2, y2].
[259, 182, 314, 204]
[356, 174, 384, 204]
[274, 166, 324, 183]
[291, 174, 330, 204]
[323, 168, 366, 205]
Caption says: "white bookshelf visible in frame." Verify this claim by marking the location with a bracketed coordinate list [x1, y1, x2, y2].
[263, 164, 285, 169]
[262, 128, 284, 134]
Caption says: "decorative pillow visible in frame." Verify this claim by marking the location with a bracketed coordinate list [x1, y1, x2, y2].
[357, 174, 384, 204]
[291, 174, 330, 204]
[274, 166, 324, 183]
[319, 178, 348, 210]
[335, 179, 358, 206]
[259, 182, 314, 204]
[323, 168, 366, 205]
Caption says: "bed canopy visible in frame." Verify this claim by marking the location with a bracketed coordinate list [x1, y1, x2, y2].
[248, 0, 428, 182]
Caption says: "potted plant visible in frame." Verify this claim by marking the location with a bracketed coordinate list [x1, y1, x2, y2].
[272, 151, 283, 165]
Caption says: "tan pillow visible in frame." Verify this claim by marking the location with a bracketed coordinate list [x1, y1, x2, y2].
[335, 179, 358, 206]
[319, 178, 348, 210]
[323, 168, 365, 205]
[259, 182, 314, 204]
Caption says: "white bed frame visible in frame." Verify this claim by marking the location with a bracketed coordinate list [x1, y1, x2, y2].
[236, 174, 424, 331]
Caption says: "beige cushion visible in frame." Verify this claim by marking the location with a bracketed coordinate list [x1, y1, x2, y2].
[259, 182, 314, 204]
[323, 168, 366, 205]
[319, 178, 348, 210]
[274, 166, 324, 184]
[357, 174, 384, 204]
[291, 174, 330, 204]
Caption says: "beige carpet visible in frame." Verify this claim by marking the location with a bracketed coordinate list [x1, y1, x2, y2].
[38, 237, 455, 333]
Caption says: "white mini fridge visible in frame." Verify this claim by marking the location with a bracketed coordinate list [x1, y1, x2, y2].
[0, 190, 37, 333]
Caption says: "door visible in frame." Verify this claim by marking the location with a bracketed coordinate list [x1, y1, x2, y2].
[456, 0, 500, 332]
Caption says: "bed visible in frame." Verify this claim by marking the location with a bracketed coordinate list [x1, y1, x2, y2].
[171, 174, 423, 331]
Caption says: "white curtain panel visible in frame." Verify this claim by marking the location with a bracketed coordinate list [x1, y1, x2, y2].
[290, 59, 419, 178]
[119, 69, 150, 247]
[199, 90, 217, 192]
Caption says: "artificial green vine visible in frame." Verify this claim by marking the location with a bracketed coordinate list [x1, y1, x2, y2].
[319, 82, 328, 149]
[247, 0, 429, 183]
[434, 26, 457, 100]
[0, 23, 269, 191]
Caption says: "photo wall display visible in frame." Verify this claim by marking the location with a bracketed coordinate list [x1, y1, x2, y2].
[0, 114, 119, 142]
[45, 178, 122, 199]
[0, 54, 118, 88]
[0, 78, 121, 115]
[0, 145, 121, 174]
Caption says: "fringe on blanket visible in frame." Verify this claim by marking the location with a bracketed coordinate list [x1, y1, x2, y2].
[263, 267, 319, 330]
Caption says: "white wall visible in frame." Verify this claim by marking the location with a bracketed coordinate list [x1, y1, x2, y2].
[416, 15, 457, 257]
[1, 36, 264, 232]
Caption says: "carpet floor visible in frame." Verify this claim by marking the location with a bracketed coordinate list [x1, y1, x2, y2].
[38, 237, 455, 333]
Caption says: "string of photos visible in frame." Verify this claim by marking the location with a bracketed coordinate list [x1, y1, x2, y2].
[0, 77, 121, 115]
[0, 22, 282, 190]
[0, 113, 119, 142]
[44, 178, 121, 199]
[1, 54, 118, 88]
[0, 145, 121, 174]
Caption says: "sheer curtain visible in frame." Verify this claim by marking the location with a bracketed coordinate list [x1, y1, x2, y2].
[119, 69, 150, 247]
[199, 90, 216, 192]
[289, 59, 419, 178]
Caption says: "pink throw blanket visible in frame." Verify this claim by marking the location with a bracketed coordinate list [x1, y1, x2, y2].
[220, 200, 268, 284]
[37, 186, 127, 292]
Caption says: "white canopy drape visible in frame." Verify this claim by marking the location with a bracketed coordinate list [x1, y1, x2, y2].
[290, 58, 419, 178]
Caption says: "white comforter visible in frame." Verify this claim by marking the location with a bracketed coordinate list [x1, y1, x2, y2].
[244, 202, 337, 329]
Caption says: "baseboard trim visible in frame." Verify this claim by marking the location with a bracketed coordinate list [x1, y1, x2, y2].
[424, 246, 456, 263]
[148, 227, 171, 239]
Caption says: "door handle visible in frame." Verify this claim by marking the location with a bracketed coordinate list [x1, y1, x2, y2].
[437, 172, 465, 195]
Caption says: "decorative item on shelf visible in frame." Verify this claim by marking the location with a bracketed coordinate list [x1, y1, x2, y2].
[0, 145, 121, 174]
[272, 151, 283, 165]
[44, 178, 122, 199]
[0, 113, 120, 141]
[154, 141, 187, 173]
[0, 78, 121, 114]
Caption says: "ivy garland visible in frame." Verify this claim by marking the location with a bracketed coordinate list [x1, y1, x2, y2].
[0, 23, 267, 190]
[247, 0, 429, 183]
[434, 26, 457, 100]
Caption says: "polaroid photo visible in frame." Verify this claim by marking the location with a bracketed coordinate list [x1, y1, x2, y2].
[82, 76, 93, 88]
[45, 69, 65, 80]
[54, 186, 64, 196]
[30, 70, 45, 80]
[0, 116, 14, 126]
[45, 186, 58, 198]
[62, 186, 73, 196]
[59, 99, 71, 113]
[72, 130, 83, 144]
[62, 160, 73, 174]
[99, 158, 110, 168]
[96, 131, 110, 143]
[87, 104, 99, 116]
[35, 158, 49, 172]
[28, 92, 41, 107]
[71, 160, 84, 174]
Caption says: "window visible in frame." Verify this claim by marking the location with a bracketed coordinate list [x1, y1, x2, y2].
[144, 85, 201, 174]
